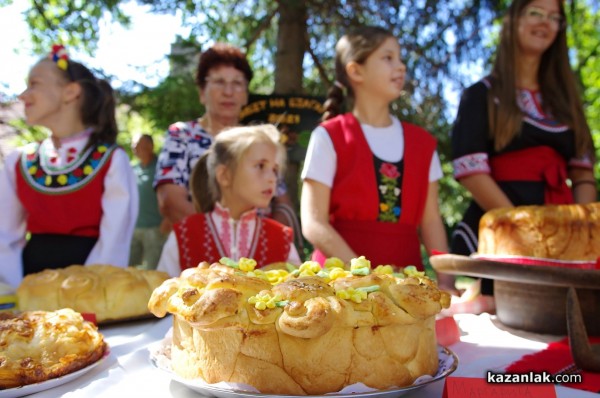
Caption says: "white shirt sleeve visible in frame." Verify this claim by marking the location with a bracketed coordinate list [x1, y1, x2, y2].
[0, 150, 27, 287]
[157, 231, 181, 277]
[429, 151, 443, 182]
[86, 148, 138, 267]
[300, 126, 336, 188]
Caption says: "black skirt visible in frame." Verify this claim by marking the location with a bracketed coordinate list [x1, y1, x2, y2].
[23, 234, 98, 275]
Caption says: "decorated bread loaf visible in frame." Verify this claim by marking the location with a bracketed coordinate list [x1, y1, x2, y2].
[17, 265, 170, 323]
[148, 257, 450, 395]
[478, 202, 600, 260]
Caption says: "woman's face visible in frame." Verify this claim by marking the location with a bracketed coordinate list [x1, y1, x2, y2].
[199, 65, 248, 122]
[516, 0, 562, 58]
[18, 60, 69, 129]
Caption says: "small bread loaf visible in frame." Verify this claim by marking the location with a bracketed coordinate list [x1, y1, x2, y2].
[0, 309, 106, 389]
[478, 202, 600, 260]
[17, 265, 169, 323]
[148, 258, 450, 395]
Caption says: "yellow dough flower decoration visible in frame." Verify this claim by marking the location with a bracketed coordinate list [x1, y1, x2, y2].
[298, 261, 321, 277]
[238, 257, 257, 272]
[403, 265, 425, 278]
[248, 292, 283, 310]
[350, 256, 371, 275]
[324, 257, 345, 269]
[374, 265, 394, 275]
[328, 268, 352, 281]
[336, 287, 368, 304]
[264, 269, 289, 285]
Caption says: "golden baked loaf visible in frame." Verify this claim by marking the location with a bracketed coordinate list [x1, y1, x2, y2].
[149, 257, 450, 395]
[17, 265, 169, 323]
[478, 202, 600, 260]
[0, 308, 106, 389]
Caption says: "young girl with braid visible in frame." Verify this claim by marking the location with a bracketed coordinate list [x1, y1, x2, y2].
[0, 45, 138, 287]
[300, 26, 455, 291]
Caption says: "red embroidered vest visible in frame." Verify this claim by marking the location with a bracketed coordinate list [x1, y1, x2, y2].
[15, 142, 117, 238]
[314, 113, 436, 269]
[174, 213, 293, 270]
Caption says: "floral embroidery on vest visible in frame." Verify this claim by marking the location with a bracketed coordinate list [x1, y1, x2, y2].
[20, 141, 116, 193]
[375, 157, 404, 222]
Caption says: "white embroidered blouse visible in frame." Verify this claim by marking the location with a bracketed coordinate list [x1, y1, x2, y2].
[0, 130, 138, 287]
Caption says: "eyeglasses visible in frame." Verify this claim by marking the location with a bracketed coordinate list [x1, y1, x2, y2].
[205, 77, 248, 92]
[521, 6, 565, 30]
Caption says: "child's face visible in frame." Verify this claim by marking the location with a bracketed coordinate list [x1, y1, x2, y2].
[18, 60, 68, 129]
[356, 37, 406, 103]
[227, 141, 279, 213]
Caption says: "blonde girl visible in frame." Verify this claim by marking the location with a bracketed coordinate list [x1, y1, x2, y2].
[157, 124, 300, 276]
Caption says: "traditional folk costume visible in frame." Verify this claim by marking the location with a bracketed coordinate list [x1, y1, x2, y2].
[154, 120, 303, 248]
[157, 203, 300, 277]
[301, 113, 443, 270]
[0, 129, 138, 287]
[450, 77, 594, 256]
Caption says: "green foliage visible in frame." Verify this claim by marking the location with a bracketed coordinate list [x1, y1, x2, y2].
[121, 74, 201, 132]
[8, 118, 47, 147]
[22, 0, 130, 53]
[568, 1, 600, 178]
[8, 0, 600, 225]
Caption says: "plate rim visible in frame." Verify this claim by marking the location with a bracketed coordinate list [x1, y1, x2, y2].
[0, 345, 109, 397]
[152, 345, 458, 397]
[429, 253, 600, 288]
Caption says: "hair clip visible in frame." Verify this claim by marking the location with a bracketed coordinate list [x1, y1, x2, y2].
[49, 44, 69, 71]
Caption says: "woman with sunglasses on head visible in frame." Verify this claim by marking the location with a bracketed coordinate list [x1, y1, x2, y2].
[154, 43, 302, 250]
[0, 45, 138, 287]
[450, 0, 597, 294]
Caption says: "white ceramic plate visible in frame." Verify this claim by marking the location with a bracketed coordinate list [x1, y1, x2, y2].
[151, 344, 458, 398]
[0, 350, 108, 398]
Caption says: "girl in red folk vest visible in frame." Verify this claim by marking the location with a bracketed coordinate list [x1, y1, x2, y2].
[0, 45, 138, 287]
[300, 26, 454, 290]
[157, 124, 300, 276]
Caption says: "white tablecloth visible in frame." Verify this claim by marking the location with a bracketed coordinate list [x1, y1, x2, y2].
[25, 313, 597, 397]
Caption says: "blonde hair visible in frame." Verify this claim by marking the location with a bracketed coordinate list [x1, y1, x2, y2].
[190, 124, 286, 212]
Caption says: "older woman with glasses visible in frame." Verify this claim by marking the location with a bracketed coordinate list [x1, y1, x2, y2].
[154, 43, 301, 247]
[449, 0, 597, 294]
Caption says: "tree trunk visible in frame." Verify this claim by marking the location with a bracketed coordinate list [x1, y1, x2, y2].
[274, 0, 307, 94]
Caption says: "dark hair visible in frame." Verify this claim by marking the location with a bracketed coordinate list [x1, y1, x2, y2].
[322, 26, 395, 121]
[195, 43, 253, 89]
[488, 0, 593, 158]
[47, 58, 118, 150]
[139, 133, 154, 146]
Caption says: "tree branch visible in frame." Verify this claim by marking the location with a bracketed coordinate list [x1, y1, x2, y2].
[243, 7, 278, 50]
[32, 0, 54, 30]
[306, 34, 330, 86]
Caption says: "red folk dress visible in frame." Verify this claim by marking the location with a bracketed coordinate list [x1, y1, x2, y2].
[313, 113, 437, 270]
